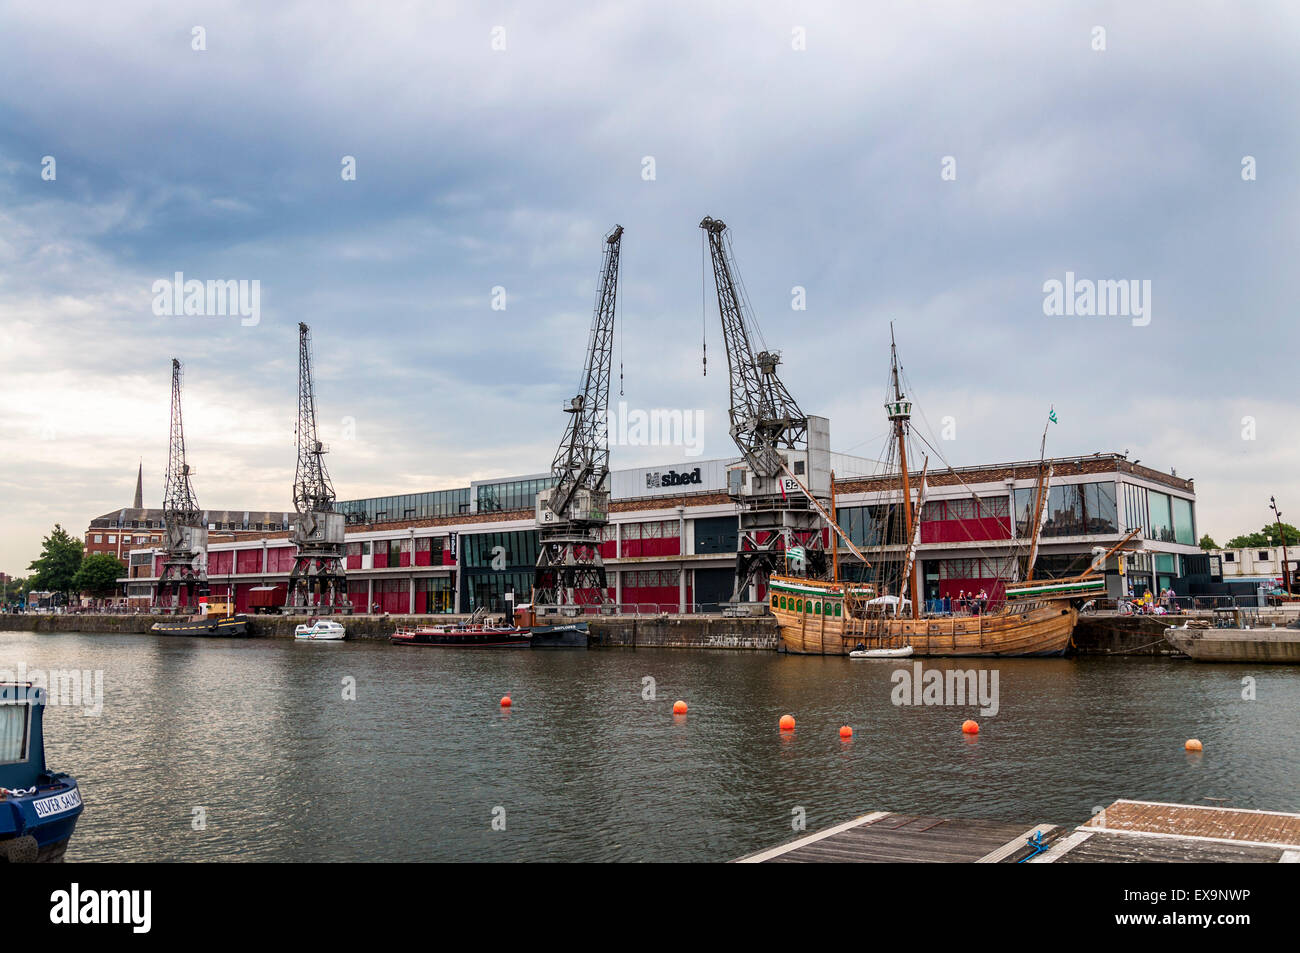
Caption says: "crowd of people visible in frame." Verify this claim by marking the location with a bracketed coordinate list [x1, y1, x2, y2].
[925, 589, 992, 616]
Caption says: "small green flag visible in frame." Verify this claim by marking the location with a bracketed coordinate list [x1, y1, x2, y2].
[1048, 408, 1058, 424]
[787, 546, 806, 563]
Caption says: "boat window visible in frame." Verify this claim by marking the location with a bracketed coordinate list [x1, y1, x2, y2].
[796, 599, 803, 612]
[770, 594, 777, 607]
[814, 602, 821, 615]
[834, 604, 842, 617]
[0, 702, 30, 764]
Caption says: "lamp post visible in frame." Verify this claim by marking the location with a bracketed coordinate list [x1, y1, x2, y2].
[1270, 496, 1292, 595]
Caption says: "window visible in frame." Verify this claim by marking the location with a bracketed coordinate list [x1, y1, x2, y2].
[1, 701, 31, 763]
[94, 535, 102, 543]
[1259, 551, 1270, 562]
[1224, 552, 1235, 562]
[108, 535, 116, 543]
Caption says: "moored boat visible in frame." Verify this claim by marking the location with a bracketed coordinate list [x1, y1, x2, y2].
[770, 327, 1131, 658]
[1166, 610, 1300, 664]
[0, 683, 84, 863]
[512, 604, 590, 648]
[294, 619, 347, 641]
[391, 621, 531, 648]
[151, 596, 250, 636]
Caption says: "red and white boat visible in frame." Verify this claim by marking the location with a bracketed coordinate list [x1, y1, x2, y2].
[390, 620, 531, 648]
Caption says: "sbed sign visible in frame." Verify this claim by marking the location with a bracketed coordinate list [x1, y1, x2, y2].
[645, 468, 701, 489]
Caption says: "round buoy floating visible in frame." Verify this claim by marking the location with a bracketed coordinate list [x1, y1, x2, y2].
[1185, 738, 1203, 752]
[961, 719, 979, 735]
[839, 725, 853, 739]
[673, 700, 688, 715]
[500, 695, 512, 708]
[779, 714, 796, 731]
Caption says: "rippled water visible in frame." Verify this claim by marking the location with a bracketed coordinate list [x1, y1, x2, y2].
[3, 630, 1298, 861]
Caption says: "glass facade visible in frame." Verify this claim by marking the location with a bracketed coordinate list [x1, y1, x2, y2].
[1120, 483, 1194, 543]
[1171, 496, 1196, 545]
[475, 477, 557, 513]
[1015, 481, 1117, 537]
[836, 505, 901, 548]
[337, 488, 471, 524]
[460, 529, 541, 613]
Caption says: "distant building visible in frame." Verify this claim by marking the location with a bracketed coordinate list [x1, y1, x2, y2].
[85, 464, 288, 567]
[1210, 545, 1298, 588]
[121, 450, 1202, 614]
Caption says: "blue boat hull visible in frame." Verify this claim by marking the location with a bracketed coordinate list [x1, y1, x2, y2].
[0, 778, 83, 863]
[529, 622, 589, 648]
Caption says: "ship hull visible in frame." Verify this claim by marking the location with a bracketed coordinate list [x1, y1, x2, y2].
[768, 576, 1075, 657]
[1165, 627, 1300, 664]
[150, 615, 250, 637]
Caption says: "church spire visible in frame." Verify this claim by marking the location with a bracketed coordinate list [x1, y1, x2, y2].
[133, 460, 143, 509]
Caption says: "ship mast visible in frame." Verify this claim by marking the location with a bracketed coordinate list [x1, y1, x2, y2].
[1024, 417, 1053, 582]
[886, 325, 921, 617]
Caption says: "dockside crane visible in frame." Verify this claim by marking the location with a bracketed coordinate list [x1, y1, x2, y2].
[287, 322, 348, 613]
[158, 359, 208, 612]
[533, 225, 624, 610]
[700, 216, 831, 603]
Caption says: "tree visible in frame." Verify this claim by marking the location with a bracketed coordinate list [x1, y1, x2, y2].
[27, 524, 83, 596]
[1199, 534, 1218, 550]
[1225, 522, 1300, 549]
[73, 553, 125, 598]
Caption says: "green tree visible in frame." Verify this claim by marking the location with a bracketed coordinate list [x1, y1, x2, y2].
[73, 553, 125, 598]
[1225, 522, 1300, 549]
[1198, 534, 1218, 550]
[27, 524, 84, 596]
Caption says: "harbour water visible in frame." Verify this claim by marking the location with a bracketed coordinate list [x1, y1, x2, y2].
[5, 630, 1298, 862]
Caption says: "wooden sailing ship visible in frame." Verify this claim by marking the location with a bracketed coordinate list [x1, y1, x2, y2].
[770, 328, 1129, 658]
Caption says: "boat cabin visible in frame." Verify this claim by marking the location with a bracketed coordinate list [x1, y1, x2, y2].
[0, 683, 50, 791]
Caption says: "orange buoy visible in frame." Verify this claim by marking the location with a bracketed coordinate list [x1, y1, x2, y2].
[961, 719, 979, 734]
[779, 714, 796, 731]
[673, 700, 688, 715]
[1185, 738, 1203, 751]
[839, 725, 853, 738]
[500, 695, 512, 708]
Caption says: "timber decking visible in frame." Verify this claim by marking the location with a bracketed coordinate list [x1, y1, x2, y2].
[735, 812, 1060, 863]
[737, 799, 1300, 863]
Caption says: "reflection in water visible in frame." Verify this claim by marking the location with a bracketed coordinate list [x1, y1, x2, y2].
[4, 631, 1297, 861]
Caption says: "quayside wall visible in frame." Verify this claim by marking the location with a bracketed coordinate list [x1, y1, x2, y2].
[0, 611, 1240, 657]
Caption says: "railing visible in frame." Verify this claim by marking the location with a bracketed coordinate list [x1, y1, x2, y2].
[1079, 594, 1296, 615]
[531, 602, 771, 618]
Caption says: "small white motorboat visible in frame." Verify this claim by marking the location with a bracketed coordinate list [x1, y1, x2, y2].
[294, 619, 347, 641]
[850, 645, 914, 659]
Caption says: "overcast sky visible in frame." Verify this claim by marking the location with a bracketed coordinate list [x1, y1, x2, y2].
[1, 1, 1297, 575]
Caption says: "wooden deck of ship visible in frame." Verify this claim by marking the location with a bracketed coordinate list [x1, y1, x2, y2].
[736, 799, 1300, 863]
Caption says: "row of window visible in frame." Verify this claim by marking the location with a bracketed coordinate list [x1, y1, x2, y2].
[476, 478, 557, 513]
[771, 593, 844, 617]
[1015, 482, 1119, 538]
[91, 534, 160, 545]
[337, 488, 472, 523]
[921, 496, 1009, 521]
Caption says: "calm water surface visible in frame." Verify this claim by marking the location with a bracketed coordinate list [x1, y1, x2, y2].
[4, 630, 1298, 862]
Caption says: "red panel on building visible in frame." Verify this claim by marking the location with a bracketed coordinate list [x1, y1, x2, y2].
[235, 549, 262, 574]
[208, 550, 234, 575]
[373, 552, 388, 569]
[233, 583, 256, 613]
[347, 581, 368, 613]
[267, 546, 295, 573]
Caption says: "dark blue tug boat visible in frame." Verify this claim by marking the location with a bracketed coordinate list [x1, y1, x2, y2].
[0, 683, 83, 863]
